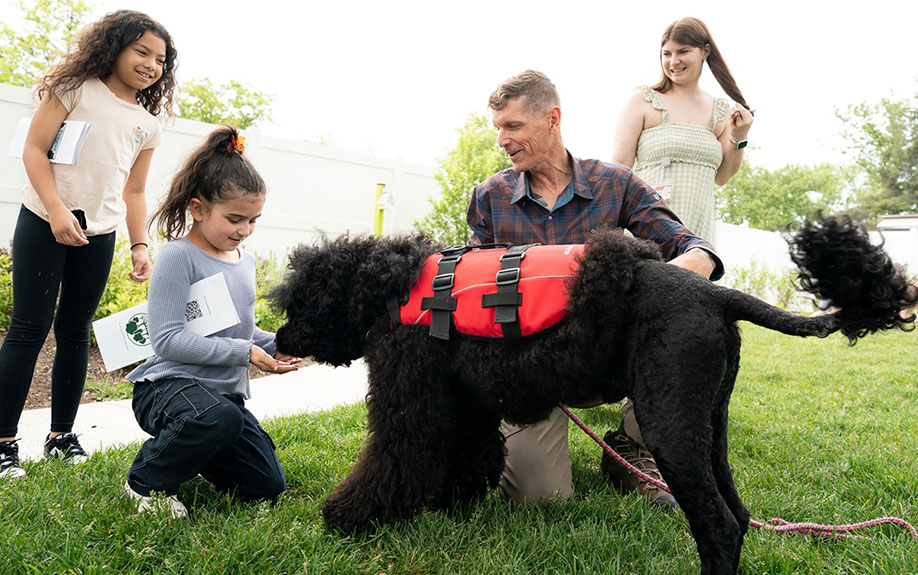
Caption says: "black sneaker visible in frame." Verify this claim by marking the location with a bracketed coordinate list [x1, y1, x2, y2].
[0, 439, 27, 478]
[43, 433, 88, 463]
[601, 425, 679, 510]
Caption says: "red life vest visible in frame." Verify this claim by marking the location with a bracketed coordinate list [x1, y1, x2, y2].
[395, 244, 584, 339]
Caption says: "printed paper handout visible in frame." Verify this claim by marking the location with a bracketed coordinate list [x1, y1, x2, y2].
[93, 273, 241, 372]
[7, 117, 92, 165]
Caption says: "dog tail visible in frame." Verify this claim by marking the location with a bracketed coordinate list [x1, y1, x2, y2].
[719, 288, 840, 338]
[724, 214, 917, 344]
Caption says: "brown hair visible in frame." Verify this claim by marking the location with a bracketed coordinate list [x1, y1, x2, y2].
[35, 9, 178, 117]
[652, 17, 750, 110]
[150, 125, 266, 241]
[488, 70, 560, 114]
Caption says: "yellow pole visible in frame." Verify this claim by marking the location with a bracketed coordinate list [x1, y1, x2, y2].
[373, 183, 385, 236]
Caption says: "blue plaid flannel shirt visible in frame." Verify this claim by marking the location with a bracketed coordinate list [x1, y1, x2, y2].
[466, 154, 723, 280]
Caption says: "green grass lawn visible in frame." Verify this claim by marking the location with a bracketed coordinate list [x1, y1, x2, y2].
[1, 324, 916, 574]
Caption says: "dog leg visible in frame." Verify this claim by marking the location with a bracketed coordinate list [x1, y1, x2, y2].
[628, 333, 741, 574]
[710, 344, 749, 572]
[710, 400, 748, 573]
[643, 420, 741, 575]
[435, 379, 505, 507]
[321, 331, 461, 531]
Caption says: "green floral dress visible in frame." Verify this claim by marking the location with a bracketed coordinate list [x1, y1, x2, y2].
[633, 86, 729, 246]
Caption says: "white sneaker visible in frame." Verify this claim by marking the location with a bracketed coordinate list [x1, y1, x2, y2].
[0, 440, 27, 479]
[123, 481, 188, 519]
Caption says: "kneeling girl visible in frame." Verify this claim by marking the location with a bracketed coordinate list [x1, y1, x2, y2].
[124, 125, 299, 516]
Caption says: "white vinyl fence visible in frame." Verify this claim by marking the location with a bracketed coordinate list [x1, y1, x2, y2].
[2, 82, 916, 285]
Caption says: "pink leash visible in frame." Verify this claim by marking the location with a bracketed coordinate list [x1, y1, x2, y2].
[559, 404, 918, 541]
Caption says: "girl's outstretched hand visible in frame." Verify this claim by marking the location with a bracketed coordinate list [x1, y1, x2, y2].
[274, 351, 303, 364]
[250, 345, 301, 374]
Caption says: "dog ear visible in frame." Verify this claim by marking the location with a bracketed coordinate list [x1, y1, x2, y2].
[272, 235, 369, 366]
[354, 234, 437, 297]
[347, 234, 438, 327]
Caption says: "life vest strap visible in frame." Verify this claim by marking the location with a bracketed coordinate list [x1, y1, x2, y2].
[420, 252, 463, 340]
[481, 244, 537, 339]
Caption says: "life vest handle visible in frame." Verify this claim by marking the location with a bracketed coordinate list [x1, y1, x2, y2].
[438, 242, 538, 258]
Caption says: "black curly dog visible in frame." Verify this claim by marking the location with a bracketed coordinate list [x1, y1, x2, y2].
[272, 215, 916, 575]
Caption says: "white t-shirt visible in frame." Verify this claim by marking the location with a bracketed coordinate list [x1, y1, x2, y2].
[22, 78, 162, 235]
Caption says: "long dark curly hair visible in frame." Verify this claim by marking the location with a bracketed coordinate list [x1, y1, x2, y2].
[35, 9, 178, 117]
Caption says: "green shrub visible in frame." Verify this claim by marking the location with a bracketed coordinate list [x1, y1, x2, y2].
[253, 250, 289, 333]
[720, 258, 812, 311]
[93, 237, 152, 323]
[0, 248, 12, 331]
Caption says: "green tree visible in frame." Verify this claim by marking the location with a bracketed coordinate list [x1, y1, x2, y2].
[0, 0, 91, 87]
[178, 78, 273, 130]
[415, 113, 511, 245]
[838, 93, 918, 218]
[716, 162, 846, 231]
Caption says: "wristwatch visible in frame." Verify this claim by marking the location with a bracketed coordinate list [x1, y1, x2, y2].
[730, 138, 748, 150]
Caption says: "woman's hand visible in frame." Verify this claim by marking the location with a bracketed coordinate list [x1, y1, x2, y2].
[728, 104, 755, 142]
[716, 104, 757, 185]
[250, 345, 301, 374]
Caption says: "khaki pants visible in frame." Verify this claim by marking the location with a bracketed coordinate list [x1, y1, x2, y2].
[499, 398, 646, 505]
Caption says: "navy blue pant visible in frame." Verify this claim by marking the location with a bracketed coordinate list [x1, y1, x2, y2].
[127, 377, 286, 500]
[0, 206, 115, 437]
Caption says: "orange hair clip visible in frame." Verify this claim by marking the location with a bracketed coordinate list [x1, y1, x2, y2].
[227, 135, 246, 154]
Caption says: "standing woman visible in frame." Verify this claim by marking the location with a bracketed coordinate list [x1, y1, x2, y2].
[605, 16, 752, 499]
[612, 16, 753, 246]
[0, 10, 177, 478]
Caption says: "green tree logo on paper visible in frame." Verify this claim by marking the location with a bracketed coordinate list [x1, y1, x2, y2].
[124, 313, 150, 347]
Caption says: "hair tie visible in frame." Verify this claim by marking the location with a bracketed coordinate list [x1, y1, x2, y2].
[226, 135, 245, 154]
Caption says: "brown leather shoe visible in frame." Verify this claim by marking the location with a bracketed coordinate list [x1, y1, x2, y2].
[601, 427, 679, 510]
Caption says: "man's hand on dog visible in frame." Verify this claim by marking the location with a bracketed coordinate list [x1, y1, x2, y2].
[250, 345, 302, 374]
[668, 248, 717, 279]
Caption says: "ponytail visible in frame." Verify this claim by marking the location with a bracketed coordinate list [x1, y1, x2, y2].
[704, 41, 749, 111]
[150, 125, 266, 240]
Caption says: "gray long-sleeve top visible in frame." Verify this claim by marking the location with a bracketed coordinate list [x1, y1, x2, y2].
[127, 238, 276, 398]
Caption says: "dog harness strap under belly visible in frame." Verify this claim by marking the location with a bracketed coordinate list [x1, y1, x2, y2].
[394, 244, 583, 340]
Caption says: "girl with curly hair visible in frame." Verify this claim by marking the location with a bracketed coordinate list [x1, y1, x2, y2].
[0, 10, 177, 479]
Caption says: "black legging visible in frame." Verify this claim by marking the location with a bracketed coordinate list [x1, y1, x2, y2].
[0, 206, 115, 437]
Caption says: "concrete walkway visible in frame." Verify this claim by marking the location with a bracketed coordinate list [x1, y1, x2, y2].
[16, 360, 369, 461]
